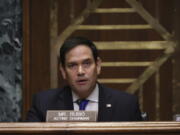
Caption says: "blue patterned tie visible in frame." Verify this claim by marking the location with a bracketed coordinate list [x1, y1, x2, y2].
[77, 99, 89, 110]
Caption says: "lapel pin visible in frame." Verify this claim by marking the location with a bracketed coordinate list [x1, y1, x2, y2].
[106, 104, 111, 108]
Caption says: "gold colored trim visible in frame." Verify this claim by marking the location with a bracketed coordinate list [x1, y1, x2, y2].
[127, 43, 176, 94]
[94, 8, 135, 13]
[98, 78, 135, 83]
[55, 0, 103, 48]
[102, 62, 152, 67]
[50, 0, 58, 87]
[76, 24, 151, 30]
[126, 0, 172, 40]
[155, 71, 160, 120]
[94, 41, 171, 50]
[139, 85, 144, 111]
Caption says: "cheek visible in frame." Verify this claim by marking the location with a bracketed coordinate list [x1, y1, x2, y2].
[89, 67, 98, 77]
[66, 71, 76, 80]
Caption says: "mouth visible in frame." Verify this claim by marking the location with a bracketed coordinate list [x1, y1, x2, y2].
[76, 79, 88, 85]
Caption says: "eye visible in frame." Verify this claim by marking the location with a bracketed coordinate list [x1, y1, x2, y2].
[67, 63, 77, 69]
[83, 60, 91, 67]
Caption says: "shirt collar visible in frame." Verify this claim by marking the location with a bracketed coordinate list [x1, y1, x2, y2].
[72, 84, 99, 102]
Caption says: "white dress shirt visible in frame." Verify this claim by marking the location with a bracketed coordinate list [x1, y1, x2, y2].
[72, 84, 99, 112]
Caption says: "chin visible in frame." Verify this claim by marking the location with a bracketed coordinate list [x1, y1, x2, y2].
[75, 87, 91, 95]
[77, 88, 89, 93]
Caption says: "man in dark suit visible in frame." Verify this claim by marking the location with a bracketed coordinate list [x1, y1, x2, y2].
[26, 37, 142, 122]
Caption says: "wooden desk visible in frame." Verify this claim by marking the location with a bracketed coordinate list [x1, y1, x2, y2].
[0, 122, 180, 135]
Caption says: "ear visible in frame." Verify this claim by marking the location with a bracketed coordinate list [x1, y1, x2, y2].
[96, 57, 102, 75]
[59, 65, 66, 80]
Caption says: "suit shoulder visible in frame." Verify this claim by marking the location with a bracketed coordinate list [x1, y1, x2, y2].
[101, 85, 137, 100]
[35, 88, 62, 97]
[33, 87, 66, 103]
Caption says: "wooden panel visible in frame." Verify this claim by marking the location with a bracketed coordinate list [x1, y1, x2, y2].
[126, 0, 172, 40]
[22, 0, 30, 119]
[158, 0, 174, 33]
[99, 50, 163, 61]
[58, 0, 71, 34]
[84, 13, 146, 25]
[160, 59, 173, 120]
[23, 0, 175, 122]
[173, 0, 180, 117]
[23, 0, 51, 119]
[101, 83, 131, 91]
[72, 30, 163, 41]
[99, 0, 131, 8]
[30, 0, 51, 92]
[100, 67, 145, 78]
[143, 75, 156, 120]
[56, 0, 174, 121]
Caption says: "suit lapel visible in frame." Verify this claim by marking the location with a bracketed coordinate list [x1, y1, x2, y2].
[57, 85, 114, 120]
[58, 86, 74, 110]
[97, 84, 113, 121]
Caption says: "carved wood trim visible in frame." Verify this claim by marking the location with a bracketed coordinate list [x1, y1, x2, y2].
[0, 122, 180, 133]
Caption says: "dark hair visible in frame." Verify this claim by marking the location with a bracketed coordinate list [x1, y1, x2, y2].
[59, 37, 99, 67]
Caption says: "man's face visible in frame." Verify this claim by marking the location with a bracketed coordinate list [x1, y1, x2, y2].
[60, 45, 101, 98]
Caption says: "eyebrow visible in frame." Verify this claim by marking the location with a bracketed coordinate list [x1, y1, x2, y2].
[67, 57, 93, 63]
[83, 58, 92, 62]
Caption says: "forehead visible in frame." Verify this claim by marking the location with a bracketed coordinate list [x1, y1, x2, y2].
[65, 45, 94, 63]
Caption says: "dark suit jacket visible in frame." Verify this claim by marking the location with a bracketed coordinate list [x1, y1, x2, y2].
[26, 84, 142, 122]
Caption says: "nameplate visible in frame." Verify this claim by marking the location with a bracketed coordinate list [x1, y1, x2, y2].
[46, 110, 97, 122]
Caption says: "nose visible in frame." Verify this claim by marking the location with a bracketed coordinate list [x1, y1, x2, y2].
[77, 65, 85, 76]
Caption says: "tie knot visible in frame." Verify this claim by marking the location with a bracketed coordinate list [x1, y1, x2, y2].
[76, 99, 89, 110]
